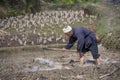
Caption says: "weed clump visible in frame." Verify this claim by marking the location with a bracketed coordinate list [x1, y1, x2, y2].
[101, 30, 120, 51]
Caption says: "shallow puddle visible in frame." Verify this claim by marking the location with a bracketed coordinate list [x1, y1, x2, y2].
[23, 57, 119, 72]
[24, 57, 70, 72]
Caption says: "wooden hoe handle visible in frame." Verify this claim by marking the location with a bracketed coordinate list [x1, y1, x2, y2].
[43, 48, 76, 52]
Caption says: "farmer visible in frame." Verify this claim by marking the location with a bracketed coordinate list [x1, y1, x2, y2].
[62, 26, 100, 65]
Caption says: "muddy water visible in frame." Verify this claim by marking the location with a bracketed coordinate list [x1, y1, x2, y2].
[0, 46, 120, 80]
[24, 57, 119, 72]
[24, 57, 70, 72]
[0, 49, 119, 72]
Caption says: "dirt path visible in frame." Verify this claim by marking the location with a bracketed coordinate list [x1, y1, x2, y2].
[0, 45, 120, 80]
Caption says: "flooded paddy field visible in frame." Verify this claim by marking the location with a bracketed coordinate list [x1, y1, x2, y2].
[0, 45, 120, 80]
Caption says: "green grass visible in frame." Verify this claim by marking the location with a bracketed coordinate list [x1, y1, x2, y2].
[95, 18, 110, 36]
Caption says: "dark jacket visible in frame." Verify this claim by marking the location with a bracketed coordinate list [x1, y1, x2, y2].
[65, 27, 97, 52]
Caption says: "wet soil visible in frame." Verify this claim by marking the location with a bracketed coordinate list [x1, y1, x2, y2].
[0, 45, 120, 80]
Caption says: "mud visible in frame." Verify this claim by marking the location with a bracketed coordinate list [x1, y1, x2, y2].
[0, 45, 120, 80]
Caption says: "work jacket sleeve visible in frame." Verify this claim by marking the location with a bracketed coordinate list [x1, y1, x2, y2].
[65, 36, 77, 49]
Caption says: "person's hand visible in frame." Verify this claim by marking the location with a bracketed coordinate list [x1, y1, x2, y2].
[62, 47, 68, 52]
